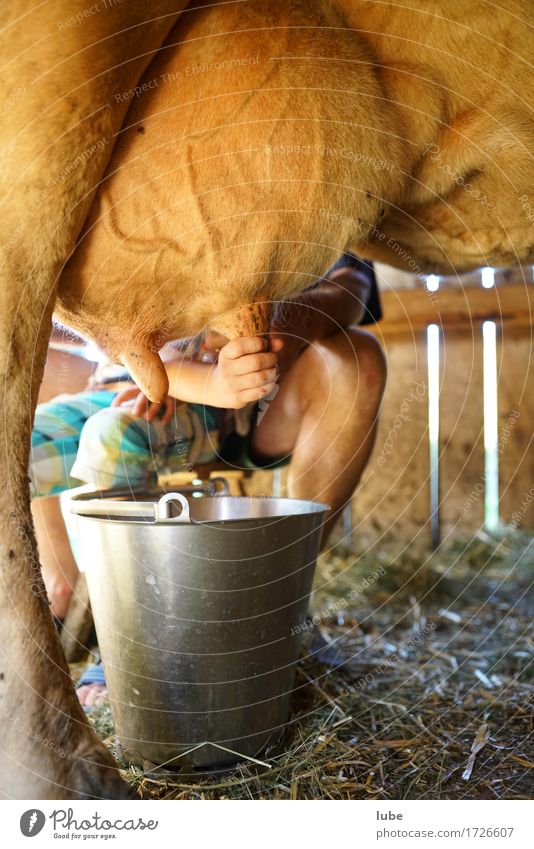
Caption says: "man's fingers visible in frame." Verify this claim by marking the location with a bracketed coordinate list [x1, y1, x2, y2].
[132, 392, 149, 418]
[234, 367, 278, 390]
[239, 382, 278, 404]
[144, 396, 175, 423]
[222, 336, 267, 359]
[230, 351, 278, 376]
[161, 398, 175, 424]
[111, 387, 138, 407]
[144, 402, 162, 422]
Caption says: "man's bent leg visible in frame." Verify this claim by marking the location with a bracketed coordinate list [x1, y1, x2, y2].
[31, 391, 117, 617]
[250, 329, 387, 546]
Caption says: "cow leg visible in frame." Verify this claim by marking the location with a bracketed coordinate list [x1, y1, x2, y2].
[0, 279, 135, 799]
[0, 0, 186, 800]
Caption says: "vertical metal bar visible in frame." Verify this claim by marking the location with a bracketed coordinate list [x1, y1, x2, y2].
[482, 320, 500, 530]
[342, 502, 353, 546]
[427, 323, 440, 549]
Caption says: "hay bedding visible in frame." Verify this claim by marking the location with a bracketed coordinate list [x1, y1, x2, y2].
[79, 531, 534, 799]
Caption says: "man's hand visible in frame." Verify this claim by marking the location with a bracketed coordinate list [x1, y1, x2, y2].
[210, 336, 279, 409]
[112, 385, 175, 423]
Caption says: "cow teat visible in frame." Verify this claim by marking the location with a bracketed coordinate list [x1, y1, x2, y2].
[119, 304, 271, 401]
[209, 301, 272, 341]
[120, 339, 169, 402]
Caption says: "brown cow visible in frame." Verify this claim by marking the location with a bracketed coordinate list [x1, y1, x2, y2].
[1, 0, 532, 799]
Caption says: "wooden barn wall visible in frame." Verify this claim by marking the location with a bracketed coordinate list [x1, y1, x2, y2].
[349, 330, 430, 549]
[497, 326, 534, 528]
[361, 272, 533, 546]
[438, 327, 485, 540]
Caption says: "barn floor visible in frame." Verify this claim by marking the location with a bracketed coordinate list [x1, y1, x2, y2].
[78, 530, 534, 800]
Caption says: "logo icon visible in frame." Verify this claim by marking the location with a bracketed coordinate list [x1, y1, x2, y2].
[20, 810, 46, 837]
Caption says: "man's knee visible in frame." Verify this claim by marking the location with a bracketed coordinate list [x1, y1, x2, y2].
[315, 329, 387, 397]
[349, 329, 387, 392]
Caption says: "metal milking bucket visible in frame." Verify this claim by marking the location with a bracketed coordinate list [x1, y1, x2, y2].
[70, 487, 328, 771]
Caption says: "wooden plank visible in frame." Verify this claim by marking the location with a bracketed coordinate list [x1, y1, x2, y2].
[351, 330, 430, 547]
[494, 266, 534, 287]
[375, 264, 534, 293]
[497, 326, 534, 528]
[371, 283, 533, 336]
[160, 468, 248, 496]
[439, 327, 485, 538]
[242, 469, 276, 497]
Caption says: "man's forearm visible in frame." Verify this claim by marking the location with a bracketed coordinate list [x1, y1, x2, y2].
[273, 269, 371, 343]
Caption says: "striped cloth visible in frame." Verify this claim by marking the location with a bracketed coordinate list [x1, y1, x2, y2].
[30, 390, 220, 498]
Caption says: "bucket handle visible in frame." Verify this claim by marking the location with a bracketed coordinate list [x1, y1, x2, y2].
[209, 476, 230, 494]
[155, 492, 192, 523]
